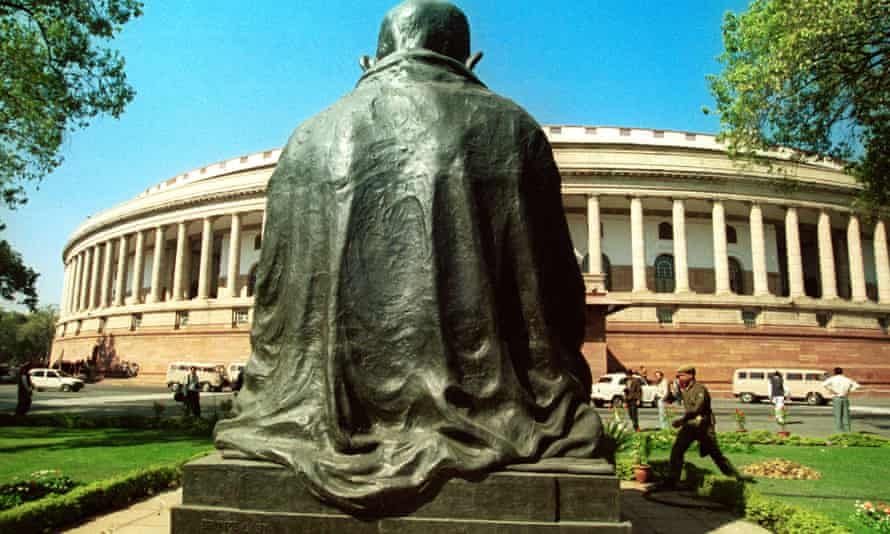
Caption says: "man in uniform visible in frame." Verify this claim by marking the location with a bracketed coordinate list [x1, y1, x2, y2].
[657, 364, 751, 490]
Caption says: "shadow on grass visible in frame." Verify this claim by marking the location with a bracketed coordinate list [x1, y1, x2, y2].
[0, 427, 211, 454]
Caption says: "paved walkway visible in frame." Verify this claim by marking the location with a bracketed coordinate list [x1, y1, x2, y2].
[62, 482, 769, 533]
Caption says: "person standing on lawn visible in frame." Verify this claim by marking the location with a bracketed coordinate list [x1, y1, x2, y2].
[768, 370, 788, 425]
[186, 366, 202, 417]
[822, 367, 860, 433]
[624, 368, 642, 432]
[656, 364, 751, 491]
[15, 361, 34, 416]
[653, 370, 670, 430]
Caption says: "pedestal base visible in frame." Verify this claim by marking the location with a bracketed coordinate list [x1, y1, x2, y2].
[172, 453, 632, 533]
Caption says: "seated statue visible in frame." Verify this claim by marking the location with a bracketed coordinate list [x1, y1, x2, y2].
[214, 0, 604, 514]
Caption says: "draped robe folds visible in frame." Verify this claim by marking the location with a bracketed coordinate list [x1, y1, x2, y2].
[214, 49, 604, 513]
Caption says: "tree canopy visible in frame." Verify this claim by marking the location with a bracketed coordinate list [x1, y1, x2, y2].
[0, 0, 142, 308]
[0, 306, 57, 366]
[706, 0, 890, 207]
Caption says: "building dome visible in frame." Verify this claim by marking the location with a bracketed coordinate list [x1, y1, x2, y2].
[53, 126, 890, 395]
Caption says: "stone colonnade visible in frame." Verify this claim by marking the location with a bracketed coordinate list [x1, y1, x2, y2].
[583, 195, 890, 302]
[61, 210, 263, 317]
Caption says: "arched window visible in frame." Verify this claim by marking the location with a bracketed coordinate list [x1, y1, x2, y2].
[247, 263, 259, 297]
[658, 222, 673, 240]
[654, 254, 675, 293]
[602, 254, 612, 291]
[726, 225, 738, 244]
[729, 257, 744, 294]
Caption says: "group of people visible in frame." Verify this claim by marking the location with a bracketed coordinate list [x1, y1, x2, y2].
[620, 363, 862, 491]
[174, 365, 244, 418]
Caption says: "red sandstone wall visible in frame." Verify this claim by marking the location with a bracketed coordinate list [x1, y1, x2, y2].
[599, 324, 890, 396]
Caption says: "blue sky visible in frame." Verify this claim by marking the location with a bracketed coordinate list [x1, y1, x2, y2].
[3, 0, 750, 310]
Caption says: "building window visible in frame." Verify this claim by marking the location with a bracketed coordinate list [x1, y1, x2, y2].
[549, 126, 562, 134]
[879, 317, 889, 334]
[816, 312, 832, 328]
[254, 234, 262, 250]
[656, 307, 674, 324]
[61, 323, 67, 337]
[98, 318, 106, 333]
[247, 264, 258, 297]
[76, 320, 82, 335]
[233, 308, 249, 327]
[726, 225, 738, 244]
[619, 128, 631, 136]
[130, 314, 142, 331]
[658, 222, 673, 240]
[653, 130, 665, 138]
[654, 254, 675, 293]
[602, 254, 612, 291]
[176, 311, 189, 329]
[729, 257, 744, 294]
[741, 309, 758, 327]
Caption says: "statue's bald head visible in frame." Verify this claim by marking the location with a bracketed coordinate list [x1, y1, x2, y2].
[376, 0, 470, 62]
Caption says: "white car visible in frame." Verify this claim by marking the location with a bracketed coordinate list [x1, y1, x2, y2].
[29, 368, 85, 392]
[590, 373, 657, 408]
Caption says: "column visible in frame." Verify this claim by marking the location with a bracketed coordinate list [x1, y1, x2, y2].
[149, 226, 166, 303]
[874, 220, 890, 302]
[79, 248, 92, 310]
[114, 235, 128, 306]
[749, 203, 769, 296]
[71, 254, 82, 313]
[100, 241, 113, 308]
[88, 244, 101, 309]
[630, 197, 647, 292]
[61, 263, 71, 316]
[130, 230, 145, 304]
[586, 196, 602, 275]
[817, 210, 838, 299]
[785, 207, 805, 298]
[672, 199, 690, 293]
[712, 200, 730, 294]
[226, 213, 242, 298]
[847, 215, 867, 302]
[172, 222, 187, 301]
[197, 217, 213, 299]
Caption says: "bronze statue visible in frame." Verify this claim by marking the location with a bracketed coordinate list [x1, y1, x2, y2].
[215, 0, 603, 513]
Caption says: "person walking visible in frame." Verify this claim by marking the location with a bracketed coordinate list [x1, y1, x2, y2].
[655, 364, 752, 491]
[768, 370, 788, 425]
[822, 367, 860, 433]
[185, 366, 201, 418]
[653, 370, 670, 430]
[15, 362, 34, 416]
[624, 368, 642, 432]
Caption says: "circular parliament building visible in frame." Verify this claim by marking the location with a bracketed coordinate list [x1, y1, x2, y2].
[52, 126, 890, 395]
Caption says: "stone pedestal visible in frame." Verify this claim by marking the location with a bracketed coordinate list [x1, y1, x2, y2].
[172, 453, 631, 533]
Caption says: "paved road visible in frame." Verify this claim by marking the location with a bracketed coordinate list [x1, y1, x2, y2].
[2, 382, 889, 437]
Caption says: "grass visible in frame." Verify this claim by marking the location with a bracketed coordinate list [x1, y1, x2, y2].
[648, 445, 889, 533]
[0, 426, 213, 485]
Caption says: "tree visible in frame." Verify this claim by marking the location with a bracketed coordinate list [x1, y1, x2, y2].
[1, 1, 143, 307]
[1, 0, 143, 206]
[0, 306, 57, 365]
[706, 0, 890, 207]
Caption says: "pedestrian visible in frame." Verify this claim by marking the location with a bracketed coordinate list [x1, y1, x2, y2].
[768, 370, 788, 425]
[653, 370, 670, 430]
[655, 365, 752, 491]
[822, 367, 860, 433]
[15, 361, 34, 416]
[185, 366, 201, 417]
[233, 367, 244, 395]
[624, 368, 642, 432]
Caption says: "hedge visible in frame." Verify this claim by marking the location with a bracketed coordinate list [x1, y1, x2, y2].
[0, 413, 216, 435]
[0, 461, 188, 533]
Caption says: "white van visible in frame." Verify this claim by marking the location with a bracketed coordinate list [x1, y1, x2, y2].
[732, 368, 831, 405]
[165, 362, 226, 392]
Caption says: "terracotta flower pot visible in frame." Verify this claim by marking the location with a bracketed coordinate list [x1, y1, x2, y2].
[634, 465, 652, 483]
[778, 430, 791, 438]
[736, 429, 748, 433]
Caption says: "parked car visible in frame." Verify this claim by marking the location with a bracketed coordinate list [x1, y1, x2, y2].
[165, 362, 226, 392]
[29, 368, 85, 392]
[732, 368, 830, 405]
[590, 373, 657, 408]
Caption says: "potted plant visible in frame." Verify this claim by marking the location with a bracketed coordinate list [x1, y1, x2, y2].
[734, 408, 747, 432]
[777, 405, 790, 437]
[633, 434, 652, 483]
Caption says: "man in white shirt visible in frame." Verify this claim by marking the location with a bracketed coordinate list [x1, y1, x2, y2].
[767, 371, 788, 425]
[822, 367, 860, 432]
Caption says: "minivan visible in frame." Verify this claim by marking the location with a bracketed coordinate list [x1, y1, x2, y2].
[732, 368, 830, 405]
[165, 362, 226, 392]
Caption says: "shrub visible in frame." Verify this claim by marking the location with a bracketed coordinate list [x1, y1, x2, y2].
[0, 470, 78, 511]
[0, 413, 214, 435]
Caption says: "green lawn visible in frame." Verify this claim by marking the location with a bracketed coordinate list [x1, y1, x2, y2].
[0, 427, 214, 485]
[651, 445, 890, 533]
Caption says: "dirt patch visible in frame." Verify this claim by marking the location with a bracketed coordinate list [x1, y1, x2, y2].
[741, 459, 822, 480]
